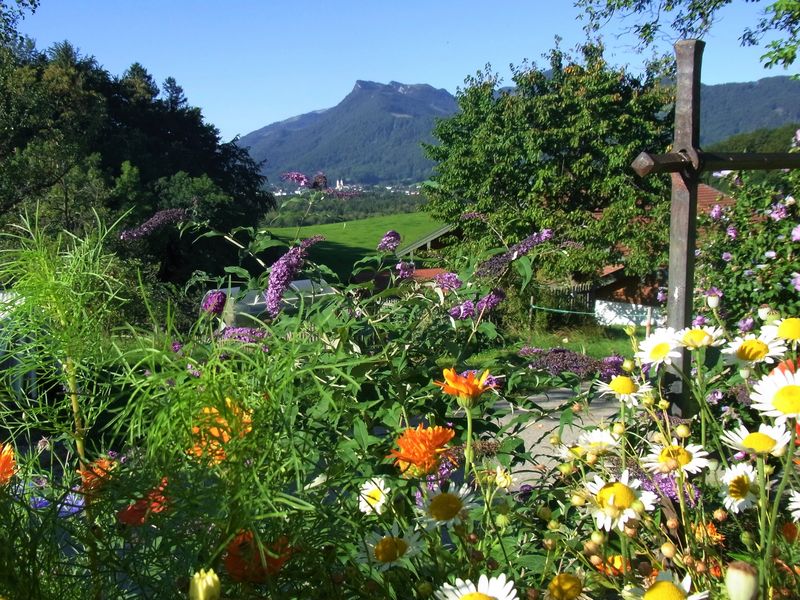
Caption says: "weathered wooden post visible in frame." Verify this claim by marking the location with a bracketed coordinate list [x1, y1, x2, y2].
[631, 40, 800, 413]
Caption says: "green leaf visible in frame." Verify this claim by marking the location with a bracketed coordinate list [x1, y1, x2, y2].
[353, 418, 369, 451]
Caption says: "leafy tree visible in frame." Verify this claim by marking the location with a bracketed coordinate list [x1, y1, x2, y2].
[424, 42, 673, 280]
[577, 0, 800, 71]
[0, 0, 37, 45]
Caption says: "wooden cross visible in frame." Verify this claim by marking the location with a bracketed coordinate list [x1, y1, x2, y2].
[631, 39, 800, 412]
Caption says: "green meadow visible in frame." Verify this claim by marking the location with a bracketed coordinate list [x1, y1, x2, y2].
[266, 212, 444, 279]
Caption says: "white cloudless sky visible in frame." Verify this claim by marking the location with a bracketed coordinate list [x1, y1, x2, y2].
[18, 1, 791, 141]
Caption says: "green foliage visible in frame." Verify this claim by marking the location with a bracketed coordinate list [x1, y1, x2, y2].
[695, 167, 800, 322]
[578, 0, 800, 71]
[424, 42, 673, 280]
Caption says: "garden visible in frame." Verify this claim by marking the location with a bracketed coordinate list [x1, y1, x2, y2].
[1, 162, 800, 600]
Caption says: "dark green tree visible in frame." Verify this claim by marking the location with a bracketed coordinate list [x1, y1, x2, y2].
[424, 42, 673, 280]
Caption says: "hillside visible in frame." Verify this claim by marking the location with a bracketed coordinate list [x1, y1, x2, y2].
[238, 76, 800, 185]
[238, 81, 457, 185]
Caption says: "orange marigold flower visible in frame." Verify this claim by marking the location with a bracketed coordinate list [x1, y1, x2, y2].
[0, 442, 16, 486]
[771, 358, 798, 376]
[388, 423, 455, 477]
[117, 477, 169, 527]
[189, 398, 252, 463]
[691, 521, 725, 546]
[594, 555, 631, 576]
[434, 368, 494, 407]
[223, 531, 292, 583]
[79, 457, 116, 496]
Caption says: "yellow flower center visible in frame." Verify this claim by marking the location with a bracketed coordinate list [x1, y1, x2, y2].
[773, 385, 800, 414]
[373, 536, 408, 563]
[643, 580, 687, 600]
[460, 594, 494, 600]
[365, 488, 384, 507]
[649, 342, 672, 361]
[741, 432, 777, 454]
[777, 318, 800, 341]
[609, 376, 637, 395]
[596, 482, 636, 510]
[428, 492, 464, 521]
[658, 445, 693, 468]
[728, 474, 752, 500]
[736, 339, 769, 362]
[568, 446, 586, 458]
[682, 329, 711, 348]
[547, 573, 583, 600]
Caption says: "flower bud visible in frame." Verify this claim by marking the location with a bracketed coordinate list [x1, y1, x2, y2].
[542, 538, 557, 551]
[713, 508, 728, 523]
[571, 402, 583, 414]
[660, 541, 677, 558]
[725, 561, 758, 600]
[657, 399, 670, 411]
[590, 531, 605, 545]
[642, 393, 655, 407]
[536, 506, 552, 521]
[622, 359, 635, 372]
[570, 493, 586, 507]
[557, 463, 575, 477]
[739, 366, 751, 380]
[631, 500, 645, 514]
[682, 554, 695, 567]
[740, 531, 754, 547]
[623, 325, 637, 337]
[706, 294, 720, 309]
[189, 568, 220, 600]
[547, 519, 561, 531]
[416, 582, 434, 598]
[695, 561, 707, 574]
[612, 422, 626, 436]
[585, 452, 598, 465]
[666, 518, 679, 530]
[589, 554, 603, 566]
[624, 525, 637, 537]
[487, 557, 499, 570]
[758, 305, 772, 320]
[495, 513, 511, 530]
[495, 466, 513, 489]
[549, 434, 561, 445]
[765, 309, 781, 324]
[583, 540, 600, 555]
[675, 424, 691, 438]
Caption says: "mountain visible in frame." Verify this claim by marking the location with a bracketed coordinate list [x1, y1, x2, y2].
[238, 76, 800, 185]
[700, 76, 800, 146]
[237, 81, 457, 185]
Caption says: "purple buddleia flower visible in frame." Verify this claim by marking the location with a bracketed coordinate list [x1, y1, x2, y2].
[395, 261, 415, 279]
[527, 348, 600, 379]
[598, 354, 624, 382]
[476, 288, 505, 313]
[769, 203, 788, 221]
[692, 315, 708, 326]
[726, 225, 738, 239]
[219, 327, 268, 345]
[639, 472, 700, 507]
[656, 288, 667, 303]
[187, 363, 201, 377]
[706, 389, 723, 405]
[475, 229, 553, 278]
[377, 230, 401, 252]
[120, 208, 189, 241]
[517, 483, 534, 503]
[433, 272, 463, 291]
[171, 341, 183, 353]
[202, 290, 227, 315]
[265, 236, 324, 318]
[721, 251, 732, 262]
[518, 346, 543, 357]
[792, 224, 800, 242]
[460, 211, 488, 222]
[281, 171, 309, 187]
[709, 204, 723, 220]
[738, 317, 755, 332]
[460, 369, 501, 389]
[449, 300, 475, 320]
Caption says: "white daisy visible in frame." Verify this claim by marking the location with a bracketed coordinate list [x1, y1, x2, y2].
[358, 477, 391, 515]
[722, 333, 786, 367]
[357, 522, 420, 571]
[596, 375, 653, 408]
[721, 422, 791, 457]
[419, 484, 479, 529]
[642, 439, 710, 475]
[789, 490, 800, 522]
[751, 370, 800, 422]
[435, 572, 518, 600]
[635, 328, 681, 368]
[762, 317, 800, 343]
[585, 470, 657, 532]
[676, 325, 725, 350]
[626, 570, 709, 599]
[720, 463, 759, 513]
[576, 429, 620, 457]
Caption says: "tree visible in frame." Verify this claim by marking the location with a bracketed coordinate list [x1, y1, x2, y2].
[577, 0, 800, 71]
[424, 42, 673, 280]
[0, 0, 38, 45]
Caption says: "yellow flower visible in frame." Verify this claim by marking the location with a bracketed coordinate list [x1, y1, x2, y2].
[546, 573, 585, 600]
[189, 568, 220, 600]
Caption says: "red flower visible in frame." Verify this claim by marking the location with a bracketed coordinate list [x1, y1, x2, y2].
[117, 477, 169, 526]
[223, 531, 291, 583]
[770, 358, 798, 376]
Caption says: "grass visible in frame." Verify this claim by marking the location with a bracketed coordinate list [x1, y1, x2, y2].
[513, 323, 644, 359]
[266, 212, 443, 279]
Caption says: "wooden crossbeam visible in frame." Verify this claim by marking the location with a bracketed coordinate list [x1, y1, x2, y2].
[632, 151, 800, 177]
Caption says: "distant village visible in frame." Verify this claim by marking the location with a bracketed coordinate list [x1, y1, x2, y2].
[271, 180, 424, 196]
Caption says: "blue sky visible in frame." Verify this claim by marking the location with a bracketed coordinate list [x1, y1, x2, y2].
[18, 1, 789, 141]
